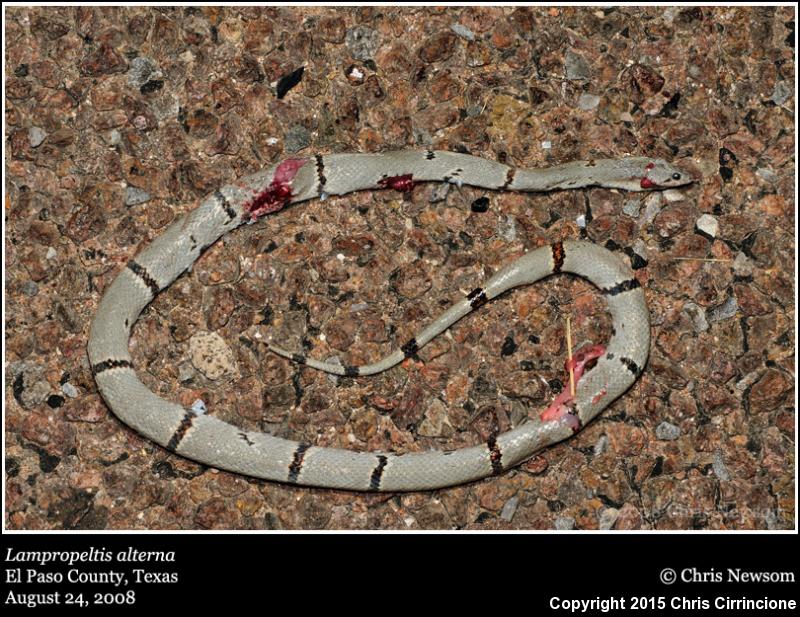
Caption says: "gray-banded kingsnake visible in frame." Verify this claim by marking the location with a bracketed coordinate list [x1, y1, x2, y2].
[88, 150, 692, 491]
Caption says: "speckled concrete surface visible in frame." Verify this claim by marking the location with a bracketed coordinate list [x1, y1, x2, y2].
[5, 6, 795, 529]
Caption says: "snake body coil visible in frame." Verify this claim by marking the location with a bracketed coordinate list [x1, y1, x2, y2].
[88, 150, 690, 491]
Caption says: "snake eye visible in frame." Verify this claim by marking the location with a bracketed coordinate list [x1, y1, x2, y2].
[672, 173, 681, 180]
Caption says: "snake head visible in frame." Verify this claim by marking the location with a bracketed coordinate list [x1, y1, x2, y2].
[637, 158, 694, 190]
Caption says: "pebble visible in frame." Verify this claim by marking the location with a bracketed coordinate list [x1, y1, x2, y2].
[345, 26, 380, 61]
[541, 140, 552, 149]
[732, 252, 754, 277]
[349, 302, 369, 313]
[641, 193, 662, 225]
[564, 50, 590, 81]
[21, 281, 39, 297]
[500, 495, 519, 522]
[125, 186, 151, 206]
[189, 331, 238, 380]
[712, 450, 730, 481]
[630, 64, 665, 97]
[191, 399, 207, 415]
[707, 295, 738, 323]
[178, 362, 195, 383]
[695, 213, 718, 239]
[498, 215, 517, 241]
[575, 214, 586, 228]
[417, 399, 453, 437]
[632, 239, 648, 262]
[45, 247, 57, 260]
[765, 510, 780, 530]
[662, 7, 679, 23]
[429, 183, 451, 203]
[663, 189, 685, 202]
[593, 434, 609, 456]
[769, 80, 792, 106]
[10, 363, 50, 409]
[465, 104, 482, 117]
[61, 382, 78, 398]
[127, 56, 156, 88]
[735, 371, 760, 393]
[450, 23, 475, 41]
[284, 124, 311, 153]
[28, 127, 47, 148]
[655, 421, 681, 440]
[554, 515, 576, 530]
[623, 199, 642, 217]
[598, 507, 619, 529]
[577, 93, 600, 110]
[755, 167, 777, 183]
[682, 302, 709, 333]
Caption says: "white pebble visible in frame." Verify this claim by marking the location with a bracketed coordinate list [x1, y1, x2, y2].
[541, 140, 552, 149]
[191, 399, 207, 415]
[599, 507, 620, 530]
[712, 450, 730, 481]
[593, 434, 609, 456]
[696, 213, 718, 238]
[577, 93, 600, 110]
[755, 167, 777, 183]
[45, 247, 57, 260]
[682, 302, 709, 333]
[61, 382, 78, 398]
[28, 127, 47, 148]
[450, 23, 475, 41]
[575, 214, 586, 229]
[500, 496, 519, 522]
[641, 193, 662, 225]
[663, 189, 685, 202]
[623, 198, 642, 217]
[189, 331, 239, 380]
[656, 421, 681, 440]
[732, 252, 754, 277]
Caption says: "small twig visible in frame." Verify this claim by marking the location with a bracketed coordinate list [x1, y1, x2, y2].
[566, 315, 575, 398]
[671, 257, 732, 263]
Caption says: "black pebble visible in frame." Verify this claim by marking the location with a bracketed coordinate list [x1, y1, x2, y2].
[471, 197, 490, 212]
[276, 66, 305, 100]
[140, 79, 164, 95]
[501, 336, 517, 356]
[47, 394, 65, 408]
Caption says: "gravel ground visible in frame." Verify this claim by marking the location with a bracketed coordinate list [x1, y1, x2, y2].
[5, 6, 795, 530]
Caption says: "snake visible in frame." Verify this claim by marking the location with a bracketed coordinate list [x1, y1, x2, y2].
[87, 150, 691, 491]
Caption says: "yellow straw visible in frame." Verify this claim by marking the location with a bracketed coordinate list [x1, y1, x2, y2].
[566, 315, 575, 398]
[671, 257, 732, 262]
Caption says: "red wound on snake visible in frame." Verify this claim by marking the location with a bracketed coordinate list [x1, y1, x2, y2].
[245, 158, 308, 221]
[539, 344, 606, 430]
[378, 174, 416, 192]
[640, 162, 657, 189]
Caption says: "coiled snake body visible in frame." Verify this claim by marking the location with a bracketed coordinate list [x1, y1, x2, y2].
[88, 150, 691, 491]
